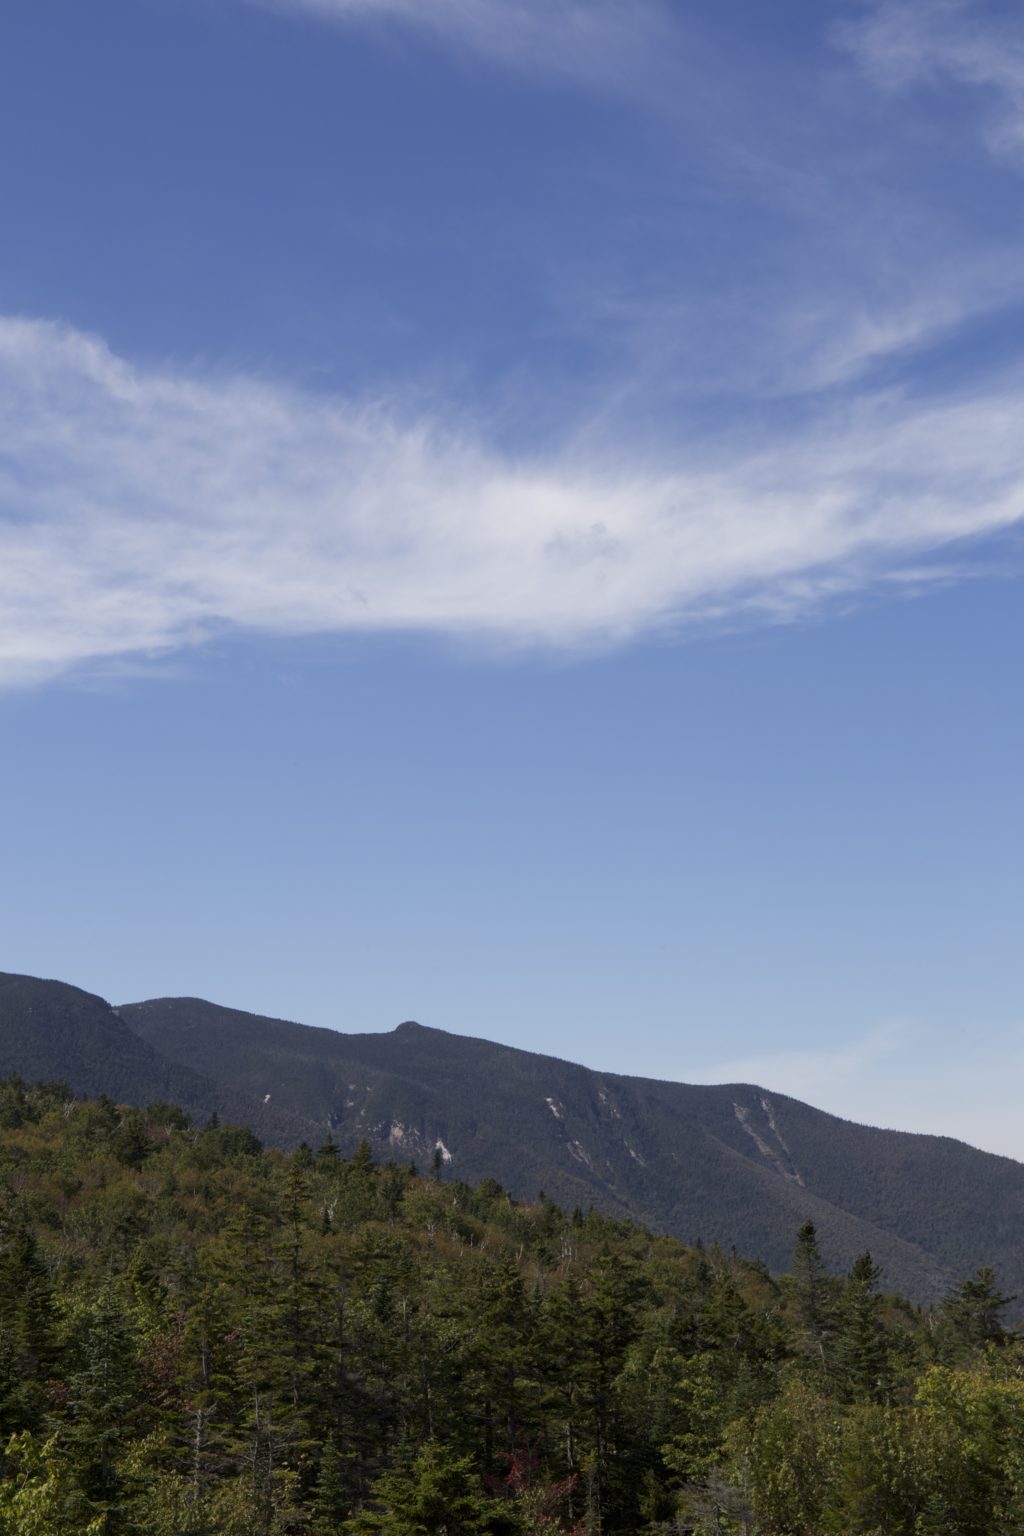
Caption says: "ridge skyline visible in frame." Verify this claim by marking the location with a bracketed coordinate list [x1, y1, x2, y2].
[5, 968, 1024, 1312]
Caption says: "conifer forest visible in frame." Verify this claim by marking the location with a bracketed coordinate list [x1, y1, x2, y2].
[1, 1077, 1022, 1535]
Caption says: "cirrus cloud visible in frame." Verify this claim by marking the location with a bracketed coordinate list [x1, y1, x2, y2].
[241, 0, 681, 103]
[1, 313, 1023, 686]
[838, 0, 1024, 163]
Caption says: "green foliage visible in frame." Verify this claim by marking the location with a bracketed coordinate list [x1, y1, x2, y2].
[939, 1266, 1015, 1360]
[14, 970, 1024, 1316]
[0, 1078, 1022, 1535]
[835, 1250, 891, 1402]
[739, 1375, 841, 1534]
[0, 1215, 56, 1435]
[790, 1220, 837, 1373]
[0, 1434, 104, 1536]
[346, 1441, 520, 1535]
[63, 1279, 142, 1527]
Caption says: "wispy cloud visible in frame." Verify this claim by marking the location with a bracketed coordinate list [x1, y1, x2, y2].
[243, 0, 680, 101]
[239, 0, 1024, 413]
[2, 314, 1024, 685]
[690, 1024, 909, 1106]
[838, 0, 1024, 163]
[690, 1019, 1024, 1161]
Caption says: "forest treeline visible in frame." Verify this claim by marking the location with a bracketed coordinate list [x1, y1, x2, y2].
[0, 1077, 1021, 1535]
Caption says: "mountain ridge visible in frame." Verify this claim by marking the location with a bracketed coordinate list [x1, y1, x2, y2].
[2, 970, 1021, 1307]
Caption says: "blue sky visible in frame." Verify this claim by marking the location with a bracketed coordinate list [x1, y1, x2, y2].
[2, 0, 1023, 1155]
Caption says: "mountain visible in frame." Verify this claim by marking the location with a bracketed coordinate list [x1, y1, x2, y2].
[5, 1077, 1010, 1536]
[0, 973, 315, 1146]
[4, 970, 1024, 1305]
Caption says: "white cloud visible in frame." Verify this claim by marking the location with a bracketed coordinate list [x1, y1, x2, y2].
[2, 313, 1024, 686]
[838, 0, 1024, 162]
[243, 0, 679, 101]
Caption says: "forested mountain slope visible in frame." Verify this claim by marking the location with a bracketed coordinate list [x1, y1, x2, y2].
[120, 994, 1024, 1306]
[3, 972, 1024, 1306]
[0, 1078, 1021, 1535]
[0, 974, 316, 1147]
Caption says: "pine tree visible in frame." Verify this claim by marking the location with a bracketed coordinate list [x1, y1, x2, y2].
[458, 1260, 535, 1466]
[940, 1267, 1014, 1360]
[791, 1220, 835, 1370]
[344, 1440, 519, 1535]
[64, 1281, 141, 1528]
[835, 1251, 891, 1402]
[0, 1217, 56, 1434]
[311, 1438, 352, 1535]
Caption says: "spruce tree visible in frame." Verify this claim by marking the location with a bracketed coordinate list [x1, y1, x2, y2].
[0, 1218, 56, 1434]
[792, 1220, 834, 1369]
[312, 1438, 352, 1535]
[940, 1267, 1014, 1359]
[64, 1281, 141, 1528]
[344, 1440, 519, 1536]
[835, 1251, 891, 1402]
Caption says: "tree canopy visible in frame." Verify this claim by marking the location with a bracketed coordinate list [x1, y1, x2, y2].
[0, 1076, 1020, 1534]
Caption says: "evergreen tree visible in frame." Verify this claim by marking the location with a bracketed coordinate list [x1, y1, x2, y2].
[791, 1220, 835, 1370]
[64, 1281, 141, 1528]
[835, 1251, 891, 1402]
[1, 1082, 1023, 1536]
[459, 1260, 535, 1466]
[0, 1217, 55, 1434]
[344, 1440, 519, 1535]
[311, 1438, 354, 1534]
[941, 1267, 1014, 1360]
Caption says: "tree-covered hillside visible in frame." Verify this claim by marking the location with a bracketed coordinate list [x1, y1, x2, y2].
[1, 1077, 1023, 1534]
[9, 973, 1024, 1307]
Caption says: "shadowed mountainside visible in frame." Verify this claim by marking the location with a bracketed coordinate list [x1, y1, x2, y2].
[0, 973, 315, 1147]
[3, 971, 1023, 1305]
